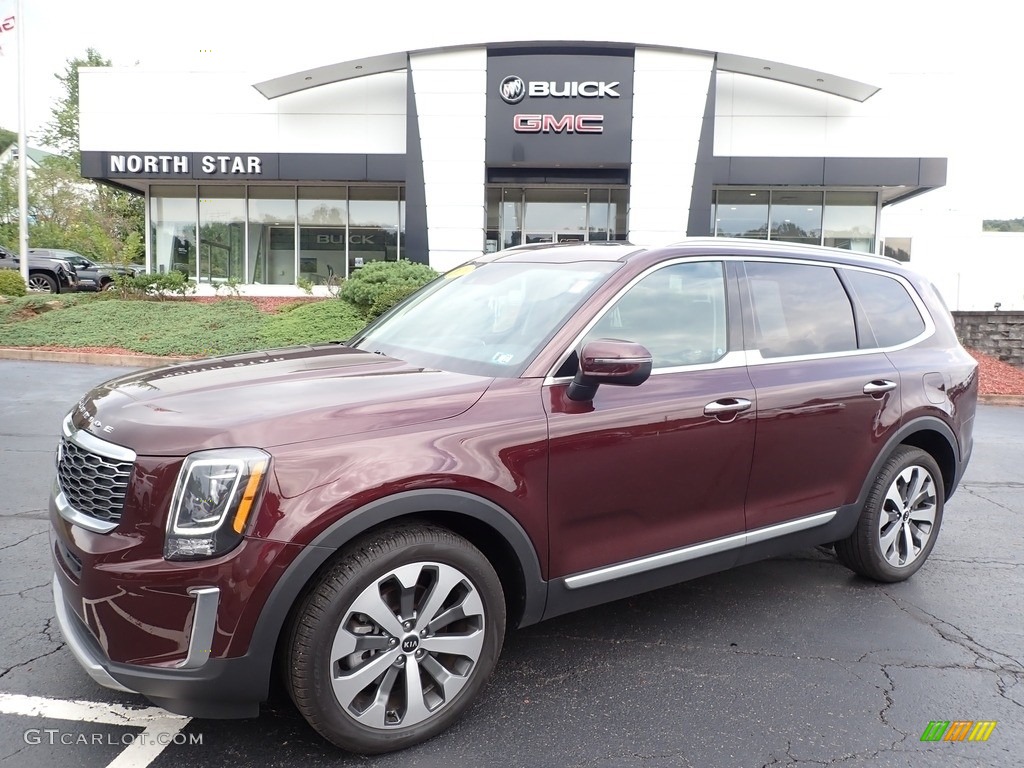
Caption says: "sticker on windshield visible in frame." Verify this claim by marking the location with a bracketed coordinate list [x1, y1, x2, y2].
[444, 264, 476, 279]
[491, 352, 515, 365]
[568, 279, 593, 294]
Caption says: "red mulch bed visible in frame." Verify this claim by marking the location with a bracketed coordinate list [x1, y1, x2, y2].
[968, 349, 1024, 396]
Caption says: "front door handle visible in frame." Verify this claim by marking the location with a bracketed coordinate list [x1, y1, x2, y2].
[863, 380, 897, 397]
[703, 398, 753, 418]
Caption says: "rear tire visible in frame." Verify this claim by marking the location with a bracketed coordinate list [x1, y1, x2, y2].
[287, 524, 505, 754]
[835, 446, 944, 582]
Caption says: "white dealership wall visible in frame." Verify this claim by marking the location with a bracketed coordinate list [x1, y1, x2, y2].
[77, 37, 968, 285]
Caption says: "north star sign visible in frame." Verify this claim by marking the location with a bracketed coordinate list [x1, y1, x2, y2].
[108, 154, 264, 175]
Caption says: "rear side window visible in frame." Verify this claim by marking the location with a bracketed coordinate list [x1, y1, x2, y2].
[843, 268, 926, 348]
[745, 262, 857, 358]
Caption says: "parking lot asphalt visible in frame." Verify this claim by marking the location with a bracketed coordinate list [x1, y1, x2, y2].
[0, 359, 1020, 768]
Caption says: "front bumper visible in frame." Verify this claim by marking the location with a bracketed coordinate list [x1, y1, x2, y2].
[52, 568, 265, 718]
[52, 575, 131, 693]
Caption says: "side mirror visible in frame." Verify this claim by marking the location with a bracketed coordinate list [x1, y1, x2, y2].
[566, 339, 653, 402]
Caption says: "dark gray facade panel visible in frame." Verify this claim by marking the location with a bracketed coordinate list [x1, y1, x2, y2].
[279, 154, 364, 180]
[686, 63, 718, 237]
[485, 51, 634, 168]
[80, 151, 406, 183]
[918, 157, 948, 187]
[823, 157, 919, 186]
[403, 66, 430, 265]
[719, 157, 826, 185]
[366, 154, 406, 181]
[713, 156, 948, 190]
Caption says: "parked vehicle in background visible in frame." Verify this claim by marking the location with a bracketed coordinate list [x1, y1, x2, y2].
[0, 245, 78, 293]
[50, 238, 978, 754]
[29, 248, 140, 292]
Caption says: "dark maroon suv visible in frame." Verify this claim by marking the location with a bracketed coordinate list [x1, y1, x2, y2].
[50, 239, 977, 753]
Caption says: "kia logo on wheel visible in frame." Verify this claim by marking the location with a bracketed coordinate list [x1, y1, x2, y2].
[499, 75, 526, 104]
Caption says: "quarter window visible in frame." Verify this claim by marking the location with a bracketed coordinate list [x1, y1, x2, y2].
[745, 262, 857, 358]
[583, 262, 728, 368]
[843, 269, 926, 348]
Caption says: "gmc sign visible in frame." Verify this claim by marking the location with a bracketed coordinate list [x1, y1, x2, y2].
[513, 114, 604, 134]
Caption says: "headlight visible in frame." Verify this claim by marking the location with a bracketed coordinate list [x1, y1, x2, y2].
[165, 448, 270, 561]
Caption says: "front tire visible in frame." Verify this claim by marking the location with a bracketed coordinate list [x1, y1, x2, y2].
[27, 272, 58, 293]
[287, 524, 505, 754]
[836, 446, 944, 582]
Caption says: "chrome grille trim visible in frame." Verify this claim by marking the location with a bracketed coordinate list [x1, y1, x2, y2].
[56, 414, 136, 529]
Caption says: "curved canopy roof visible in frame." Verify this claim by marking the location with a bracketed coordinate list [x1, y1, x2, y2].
[252, 41, 879, 102]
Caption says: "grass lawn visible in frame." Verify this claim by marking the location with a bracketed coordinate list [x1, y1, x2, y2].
[0, 294, 369, 357]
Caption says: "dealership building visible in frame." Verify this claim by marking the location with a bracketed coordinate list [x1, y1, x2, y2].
[77, 40, 946, 289]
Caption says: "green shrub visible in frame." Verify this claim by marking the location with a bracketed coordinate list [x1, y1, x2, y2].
[339, 260, 437, 317]
[367, 283, 421, 319]
[0, 269, 27, 297]
[262, 299, 367, 347]
[111, 271, 196, 300]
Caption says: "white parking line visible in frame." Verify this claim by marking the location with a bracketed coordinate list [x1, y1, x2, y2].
[0, 693, 191, 768]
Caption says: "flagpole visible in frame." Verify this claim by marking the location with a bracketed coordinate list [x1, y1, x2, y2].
[16, 0, 29, 285]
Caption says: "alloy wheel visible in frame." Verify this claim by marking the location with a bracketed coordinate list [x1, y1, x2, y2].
[329, 561, 486, 729]
[877, 464, 937, 568]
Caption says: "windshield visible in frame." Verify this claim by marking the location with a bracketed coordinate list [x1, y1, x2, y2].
[351, 260, 619, 377]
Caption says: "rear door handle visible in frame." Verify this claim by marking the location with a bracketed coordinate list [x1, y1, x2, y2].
[863, 380, 897, 396]
[703, 398, 753, 417]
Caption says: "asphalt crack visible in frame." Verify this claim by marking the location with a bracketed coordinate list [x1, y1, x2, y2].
[0, 530, 46, 552]
[881, 591, 1024, 673]
[0, 641, 67, 682]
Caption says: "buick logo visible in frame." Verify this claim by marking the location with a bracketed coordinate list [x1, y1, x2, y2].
[499, 75, 526, 104]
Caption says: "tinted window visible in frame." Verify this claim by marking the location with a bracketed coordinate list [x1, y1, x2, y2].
[843, 268, 925, 348]
[583, 261, 727, 368]
[745, 262, 856, 358]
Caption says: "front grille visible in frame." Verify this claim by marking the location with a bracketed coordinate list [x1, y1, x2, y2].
[57, 436, 133, 523]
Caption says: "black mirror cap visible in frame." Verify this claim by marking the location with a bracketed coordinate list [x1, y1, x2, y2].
[566, 339, 654, 401]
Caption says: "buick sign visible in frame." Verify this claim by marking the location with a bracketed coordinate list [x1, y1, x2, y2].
[500, 75, 527, 104]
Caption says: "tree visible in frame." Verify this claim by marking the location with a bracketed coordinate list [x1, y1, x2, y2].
[34, 49, 145, 263]
[40, 49, 110, 160]
[0, 127, 15, 154]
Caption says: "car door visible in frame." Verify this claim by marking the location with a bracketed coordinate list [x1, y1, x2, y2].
[544, 259, 757, 588]
[738, 259, 903, 534]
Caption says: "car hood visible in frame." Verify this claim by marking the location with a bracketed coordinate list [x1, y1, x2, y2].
[69, 344, 492, 456]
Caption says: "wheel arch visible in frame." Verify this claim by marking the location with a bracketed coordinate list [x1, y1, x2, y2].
[859, 417, 961, 507]
[250, 490, 547, 705]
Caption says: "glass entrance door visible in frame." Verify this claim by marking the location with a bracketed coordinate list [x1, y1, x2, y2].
[487, 186, 629, 251]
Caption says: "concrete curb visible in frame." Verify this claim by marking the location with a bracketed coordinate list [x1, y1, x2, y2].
[0, 347, 192, 368]
[978, 394, 1024, 406]
[2, 347, 1023, 406]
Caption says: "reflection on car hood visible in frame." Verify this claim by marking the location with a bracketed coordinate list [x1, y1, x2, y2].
[70, 344, 492, 456]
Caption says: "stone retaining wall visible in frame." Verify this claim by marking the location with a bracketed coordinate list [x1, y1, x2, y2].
[953, 311, 1024, 367]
